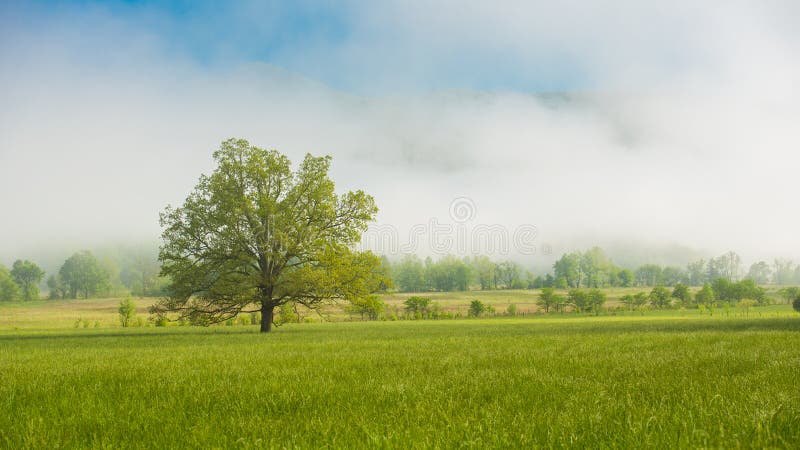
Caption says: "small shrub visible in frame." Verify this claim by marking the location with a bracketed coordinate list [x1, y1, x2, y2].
[118, 298, 136, 327]
[225, 318, 235, 326]
[237, 315, 251, 326]
[154, 316, 168, 327]
[793, 296, 800, 313]
[506, 303, 517, 317]
[469, 300, 487, 318]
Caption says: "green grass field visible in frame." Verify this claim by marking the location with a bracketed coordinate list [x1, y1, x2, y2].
[1, 297, 799, 448]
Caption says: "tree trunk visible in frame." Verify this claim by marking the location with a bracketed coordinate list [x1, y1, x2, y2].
[260, 303, 274, 333]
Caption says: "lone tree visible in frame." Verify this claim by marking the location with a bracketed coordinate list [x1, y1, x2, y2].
[154, 138, 386, 332]
[10, 260, 45, 301]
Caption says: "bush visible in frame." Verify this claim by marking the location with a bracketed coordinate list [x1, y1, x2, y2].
[404, 297, 431, 315]
[506, 304, 517, 316]
[469, 300, 487, 318]
[154, 316, 168, 327]
[793, 296, 800, 313]
[118, 298, 136, 327]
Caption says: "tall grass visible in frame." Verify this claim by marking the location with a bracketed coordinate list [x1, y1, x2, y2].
[1, 315, 799, 448]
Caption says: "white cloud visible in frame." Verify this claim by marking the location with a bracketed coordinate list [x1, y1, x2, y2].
[1, 1, 799, 267]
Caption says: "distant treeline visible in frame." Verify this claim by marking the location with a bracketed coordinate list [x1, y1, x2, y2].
[0, 248, 167, 301]
[385, 247, 800, 293]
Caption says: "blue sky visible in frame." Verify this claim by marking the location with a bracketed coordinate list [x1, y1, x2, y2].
[2, 0, 800, 261]
[2, 0, 604, 93]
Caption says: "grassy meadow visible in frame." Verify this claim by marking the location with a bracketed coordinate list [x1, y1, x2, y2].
[1, 296, 799, 448]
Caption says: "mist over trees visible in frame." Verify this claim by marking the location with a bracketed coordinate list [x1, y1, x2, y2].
[381, 247, 800, 294]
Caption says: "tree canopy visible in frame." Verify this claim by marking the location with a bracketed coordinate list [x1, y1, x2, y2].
[59, 251, 110, 299]
[154, 138, 387, 332]
[10, 260, 44, 301]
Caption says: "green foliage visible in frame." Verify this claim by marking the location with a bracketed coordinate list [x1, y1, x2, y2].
[10, 260, 45, 301]
[424, 255, 472, 291]
[347, 295, 385, 320]
[59, 251, 110, 299]
[394, 255, 426, 292]
[567, 289, 589, 313]
[537, 287, 561, 313]
[118, 298, 136, 327]
[696, 283, 716, 310]
[506, 303, 517, 316]
[154, 138, 383, 332]
[671, 283, 692, 307]
[780, 287, 800, 305]
[468, 299, 487, 317]
[587, 289, 607, 315]
[649, 286, 672, 309]
[0, 265, 20, 301]
[617, 269, 634, 287]
[737, 299, 756, 314]
[404, 296, 431, 316]
[793, 296, 800, 313]
[276, 302, 299, 325]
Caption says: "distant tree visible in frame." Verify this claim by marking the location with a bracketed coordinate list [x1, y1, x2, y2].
[708, 251, 741, 281]
[59, 251, 110, 299]
[617, 269, 634, 287]
[10, 260, 45, 301]
[506, 303, 518, 316]
[695, 283, 716, 311]
[554, 253, 582, 288]
[0, 265, 20, 301]
[746, 261, 772, 285]
[587, 289, 607, 315]
[118, 298, 136, 327]
[347, 295, 385, 320]
[671, 283, 692, 307]
[495, 261, 522, 289]
[404, 296, 431, 316]
[153, 139, 386, 332]
[580, 247, 617, 288]
[471, 256, 496, 290]
[395, 255, 426, 292]
[537, 287, 561, 313]
[779, 287, 800, 305]
[120, 250, 162, 297]
[46, 274, 68, 300]
[620, 294, 636, 311]
[737, 299, 756, 315]
[773, 259, 796, 285]
[468, 300, 488, 317]
[567, 289, 589, 313]
[687, 259, 707, 286]
[661, 267, 687, 287]
[730, 279, 767, 305]
[649, 286, 671, 309]
[711, 278, 734, 302]
[635, 264, 663, 287]
[633, 292, 649, 310]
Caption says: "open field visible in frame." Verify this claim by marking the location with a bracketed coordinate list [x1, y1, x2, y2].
[1, 287, 793, 329]
[1, 299, 800, 448]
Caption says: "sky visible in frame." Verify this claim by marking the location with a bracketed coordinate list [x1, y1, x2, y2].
[1, 0, 799, 269]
